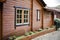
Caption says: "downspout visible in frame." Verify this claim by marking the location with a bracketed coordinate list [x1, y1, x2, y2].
[30, 0, 33, 31]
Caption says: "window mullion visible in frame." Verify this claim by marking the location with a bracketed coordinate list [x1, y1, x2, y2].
[22, 10, 24, 24]
[28, 10, 29, 23]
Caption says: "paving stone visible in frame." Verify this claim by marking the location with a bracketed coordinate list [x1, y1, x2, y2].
[32, 31, 60, 40]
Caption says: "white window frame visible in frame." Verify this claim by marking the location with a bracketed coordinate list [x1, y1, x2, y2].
[37, 10, 40, 21]
[16, 8, 29, 25]
[54, 15, 57, 19]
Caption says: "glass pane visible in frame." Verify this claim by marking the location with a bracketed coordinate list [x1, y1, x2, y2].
[24, 19, 26, 23]
[17, 20, 20, 23]
[17, 19, 22, 23]
[24, 15, 28, 18]
[20, 19, 22, 23]
[24, 10, 28, 14]
[17, 10, 20, 13]
[24, 19, 28, 23]
[37, 10, 40, 21]
[38, 11, 40, 19]
[20, 15, 22, 18]
[17, 15, 20, 18]
[17, 10, 22, 24]
[20, 10, 22, 14]
[17, 10, 22, 14]
[26, 19, 28, 22]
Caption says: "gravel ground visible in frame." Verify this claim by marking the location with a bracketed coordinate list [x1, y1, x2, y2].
[32, 30, 60, 40]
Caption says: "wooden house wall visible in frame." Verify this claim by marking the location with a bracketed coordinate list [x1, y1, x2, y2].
[56, 14, 60, 19]
[0, 0, 6, 2]
[54, 11, 60, 19]
[43, 11, 53, 28]
[2, 0, 53, 40]
[33, 0, 43, 31]
[3, 0, 31, 40]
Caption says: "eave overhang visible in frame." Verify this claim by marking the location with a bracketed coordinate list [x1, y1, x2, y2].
[36, 0, 46, 7]
[44, 7, 60, 12]
[0, 0, 6, 2]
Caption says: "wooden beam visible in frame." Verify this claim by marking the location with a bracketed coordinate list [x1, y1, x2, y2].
[41, 9, 44, 29]
[51, 12, 54, 25]
[0, 2, 3, 40]
[0, 0, 6, 2]
[30, 0, 33, 31]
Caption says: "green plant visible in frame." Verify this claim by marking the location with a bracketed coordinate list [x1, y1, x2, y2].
[8, 35, 16, 40]
[24, 32, 29, 36]
[15, 36, 25, 40]
[50, 25, 55, 28]
[29, 31, 35, 35]
[37, 29, 42, 32]
[46, 28, 48, 29]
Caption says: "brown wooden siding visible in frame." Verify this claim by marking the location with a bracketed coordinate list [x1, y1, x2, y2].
[33, 0, 42, 31]
[43, 11, 53, 28]
[2, 0, 53, 40]
[0, 2, 3, 40]
[30, 0, 33, 31]
[0, 0, 6, 2]
[3, 0, 31, 40]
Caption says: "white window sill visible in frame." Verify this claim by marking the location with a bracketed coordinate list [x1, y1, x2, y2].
[16, 23, 29, 26]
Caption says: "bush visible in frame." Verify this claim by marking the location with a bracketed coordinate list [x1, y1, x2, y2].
[54, 18, 60, 30]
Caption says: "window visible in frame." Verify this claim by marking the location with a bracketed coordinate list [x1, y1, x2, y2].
[54, 15, 57, 19]
[16, 8, 29, 25]
[37, 10, 40, 21]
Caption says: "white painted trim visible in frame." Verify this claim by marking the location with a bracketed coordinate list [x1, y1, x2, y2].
[16, 8, 29, 25]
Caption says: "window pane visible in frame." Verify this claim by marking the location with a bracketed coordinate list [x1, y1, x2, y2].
[17, 10, 22, 14]
[38, 11, 40, 19]
[37, 10, 40, 21]
[24, 19, 26, 23]
[17, 15, 20, 18]
[26, 19, 28, 22]
[24, 15, 28, 18]
[20, 10, 22, 14]
[24, 10, 29, 23]
[17, 10, 22, 24]
[24, 10, 28, 14]
[20, 15, 22, 18]
[17, 10, 20, 13]
[17, 20, 20, 23]
[17, 19, 22, 23]
[20, 19, 22, 23]
[24, 19, 28, 23]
